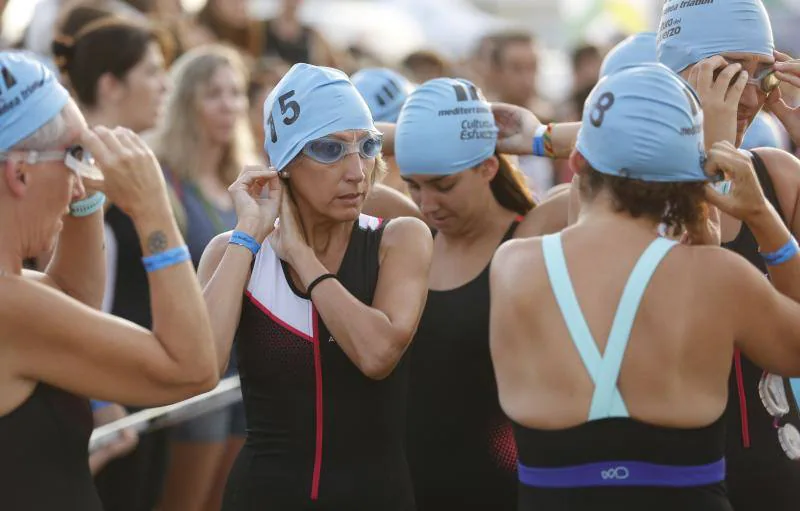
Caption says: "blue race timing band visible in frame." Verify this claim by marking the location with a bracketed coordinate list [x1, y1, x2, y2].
[532, 125, 547, 157]
[69, 192, 106, 217]
[228, 230, 261, 256]
[141, 245, 191, 273]
[90, 400, 112, 411]
[760, 237, 800, 267]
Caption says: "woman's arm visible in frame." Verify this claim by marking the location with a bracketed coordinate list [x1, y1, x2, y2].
[289, 217, 433, 379]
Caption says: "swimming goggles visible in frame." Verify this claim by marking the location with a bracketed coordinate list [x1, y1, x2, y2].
[301, 132, 383, 164]
[714, 65, 780, 94]
[758, 372, 800, 460]
[0, 145, 104, 181]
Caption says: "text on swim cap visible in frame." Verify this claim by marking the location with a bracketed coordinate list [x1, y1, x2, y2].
[267, 90, 301, 143]
[590, 92, 615, 128]
[460, 119, 495, 140]
[658, 0, 715, 43]
[375, 79, 402, 107]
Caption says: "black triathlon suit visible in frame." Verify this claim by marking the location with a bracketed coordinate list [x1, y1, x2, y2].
[0, 383, 102, 510]
[222, 214, 415, 511]
[723, 150, 800, 510]
[406, 220, 520, 511]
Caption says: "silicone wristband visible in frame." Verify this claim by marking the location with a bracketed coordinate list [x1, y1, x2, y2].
[532, 125, 547, 157]
[760, 237, 800, 266]
[141, 245, 191, 273]
[69, 192, 106, 217]
[306, 273, 337, 297]
[229, 230, 261, 256]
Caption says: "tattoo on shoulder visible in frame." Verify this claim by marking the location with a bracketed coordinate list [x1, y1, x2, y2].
[146, 231, 168, 254]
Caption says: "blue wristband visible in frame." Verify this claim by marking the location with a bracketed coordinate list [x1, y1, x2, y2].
[141, 245, 191, 273]
[760, 237, 800, 266]
[532, 125, 547, 157]
[229, 230, 261, 256]
[69, 192, 106, 217]
[90, 400, 112, 411]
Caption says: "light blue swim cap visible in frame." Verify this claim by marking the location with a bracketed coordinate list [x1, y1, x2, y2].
[600, 32, 658, 78]
[395, 77, 497, 176]
[742, 111, 783, 150]
[351, 68, 415, 123]
[0, 51, 71, 151]
[657, 0, 774, 73]
[576, 63, 707, 182]
[263, 63, 375, 171]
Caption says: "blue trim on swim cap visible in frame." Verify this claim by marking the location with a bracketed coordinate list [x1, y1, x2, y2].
[657, 0, 774, 73]
[600, 32, 658, 78]
[0, 51, 71, 151]
[576, 63, 707, 183]
[351, 68, 415, 123]
[263, 63, 375, 171]
[395, 77, 497, 176]
[742, 112, 783, 150]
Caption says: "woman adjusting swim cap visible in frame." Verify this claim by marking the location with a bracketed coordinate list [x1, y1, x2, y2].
[201, 62, 432, 511]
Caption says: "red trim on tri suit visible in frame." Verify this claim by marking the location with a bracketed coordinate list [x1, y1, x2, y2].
[311, 308, 324, 500]
[244, 290, 313, 343]
[734, 349, 751, 448]
[514, 214, 524, 222]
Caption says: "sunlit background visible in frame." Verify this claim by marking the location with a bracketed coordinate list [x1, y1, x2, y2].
[4, 0, 800, 103]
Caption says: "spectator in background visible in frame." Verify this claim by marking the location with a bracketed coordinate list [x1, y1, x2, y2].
[467, 33, 500, 99]
[248, 56, 289, 157]
[564, 43, 603, 121]
[260, 0, 341, 67]
[402, 50, 452, 84]
[52, 5, 172, 511]
[149, 44, 259, 511]
[489, 31, 556, 197]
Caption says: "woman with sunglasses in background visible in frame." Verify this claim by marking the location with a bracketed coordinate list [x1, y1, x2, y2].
[390, 78, 568, 511]
[198, 63, 432, 510]
[0, 51, 217, 511]
[52, 7, 176, 511]
[150, 44, 259, 511]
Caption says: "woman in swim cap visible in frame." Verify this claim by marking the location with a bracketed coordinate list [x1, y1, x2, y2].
[198, 63, 432, 510]
[393, 77, 568, 511]
[0, 50, 218, 511]
[492, 62, 800, 511]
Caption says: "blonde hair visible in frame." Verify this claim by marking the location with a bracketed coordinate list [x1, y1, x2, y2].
[149, 44, 257, 186]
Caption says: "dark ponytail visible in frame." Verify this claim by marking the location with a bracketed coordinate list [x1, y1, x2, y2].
[490, 153, 536, 216]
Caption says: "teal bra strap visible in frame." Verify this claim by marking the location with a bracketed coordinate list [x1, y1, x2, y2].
[588, 237, 677, 420]
[542, 234, 627, 416]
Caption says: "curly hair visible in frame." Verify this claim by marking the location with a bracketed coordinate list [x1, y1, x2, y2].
[578, 163, 708, 236]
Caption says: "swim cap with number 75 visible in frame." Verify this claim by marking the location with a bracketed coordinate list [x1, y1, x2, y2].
[263, 63, 375, 172]
[576, 63, 708, 183]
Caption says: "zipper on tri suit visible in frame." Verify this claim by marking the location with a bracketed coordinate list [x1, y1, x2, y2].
[311, 309, 323, 500]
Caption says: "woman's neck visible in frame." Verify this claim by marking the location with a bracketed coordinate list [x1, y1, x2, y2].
[84, 108, 122, 131]
[575, 191, 660, 232]
[193, 142, 226, 183]
[0, 215, 25, 276]
[443, 192, 518, 247]
[294, 200, 354, 258]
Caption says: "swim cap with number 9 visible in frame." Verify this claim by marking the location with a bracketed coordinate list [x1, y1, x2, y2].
[576, 63, 707, 182]
[263, 63, 375, 171]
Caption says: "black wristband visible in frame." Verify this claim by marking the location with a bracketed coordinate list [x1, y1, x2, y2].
[306, 273, 337, 297]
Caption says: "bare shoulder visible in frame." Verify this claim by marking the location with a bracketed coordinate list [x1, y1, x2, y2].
[364, 183, 422, 221]
[21, 269, 58, 290]
[491, 236, 544, 288]
[381, 216, 433, 254]
[515, 191, 570, 238]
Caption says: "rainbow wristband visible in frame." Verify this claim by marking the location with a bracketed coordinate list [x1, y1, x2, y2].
[760, 237, 800, 266]
[69, 192, 106, 217]
[229, 230, 261, 256]
[141, 245, 191, 273]
[532, 125, 547, 157]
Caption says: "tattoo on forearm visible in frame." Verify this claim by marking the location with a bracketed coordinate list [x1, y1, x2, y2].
[146, 231, 168, 254]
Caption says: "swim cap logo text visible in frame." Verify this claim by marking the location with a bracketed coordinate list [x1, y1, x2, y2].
[600, 466, 630, 480]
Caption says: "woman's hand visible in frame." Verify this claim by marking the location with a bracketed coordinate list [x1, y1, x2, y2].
[767, 50, 800, 146]
[703, 141, 769, 222]
[492, 102, 542, 155]
[269, 189, 311, 266]
[687, 56, 748, 149]
[230, 165, 282, 243]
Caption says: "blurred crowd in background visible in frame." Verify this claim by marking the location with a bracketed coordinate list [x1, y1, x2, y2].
[2, 0, 799, 510]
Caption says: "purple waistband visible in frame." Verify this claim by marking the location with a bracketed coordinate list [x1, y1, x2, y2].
[518, 459, 726, 488]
